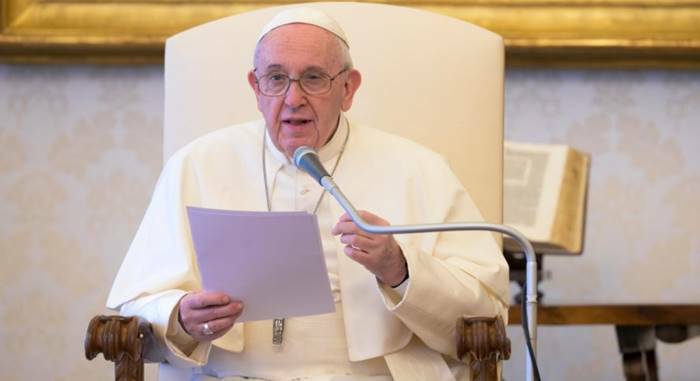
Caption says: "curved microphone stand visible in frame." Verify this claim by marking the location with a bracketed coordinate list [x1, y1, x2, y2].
[294, 147, 539, 381]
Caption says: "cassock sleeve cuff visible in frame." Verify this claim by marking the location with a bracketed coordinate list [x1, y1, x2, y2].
[164, 294, 212, 366]
[118, 289, 211, 368]
[377, 244, 415, 309]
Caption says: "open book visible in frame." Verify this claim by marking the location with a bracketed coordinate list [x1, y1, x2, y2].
[503, 141, 591, 255]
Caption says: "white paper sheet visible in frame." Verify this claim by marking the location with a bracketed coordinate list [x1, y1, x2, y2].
[187, 206, 335, 322]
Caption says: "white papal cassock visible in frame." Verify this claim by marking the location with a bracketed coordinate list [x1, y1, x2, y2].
[107, 115, 509, 381]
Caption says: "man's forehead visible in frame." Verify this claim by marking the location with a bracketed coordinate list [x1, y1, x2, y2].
[256, 25, 341, 70]
[258, 63, 329, 74]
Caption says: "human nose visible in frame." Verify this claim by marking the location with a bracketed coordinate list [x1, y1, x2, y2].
[284, 79, 307, 108]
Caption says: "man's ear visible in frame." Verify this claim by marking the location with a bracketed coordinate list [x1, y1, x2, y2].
[340, 69, 362, 112]
[248, 70, 260, 94]
[248, 70, 263, 111]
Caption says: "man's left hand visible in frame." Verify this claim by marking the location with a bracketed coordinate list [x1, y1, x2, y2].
[331, 211, 407, 287]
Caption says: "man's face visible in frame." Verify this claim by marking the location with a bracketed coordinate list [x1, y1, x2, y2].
[248, 24, 361, 158]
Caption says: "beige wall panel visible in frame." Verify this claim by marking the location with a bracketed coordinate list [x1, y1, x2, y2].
[0, 65, 698, 380]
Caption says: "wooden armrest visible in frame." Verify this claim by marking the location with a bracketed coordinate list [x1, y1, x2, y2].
[85, 315, 153, 381]
[84, 314, 510, 381]
[457, 316, 511, 381]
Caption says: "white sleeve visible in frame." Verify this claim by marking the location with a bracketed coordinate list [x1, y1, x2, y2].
[119, 290, 212, 367]
[376, 158, 509, 359]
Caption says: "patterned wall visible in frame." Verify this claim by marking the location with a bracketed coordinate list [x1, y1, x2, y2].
[0, 65, 163, 380]
[503, 70, 700, 381]
[0, 65, 698, 380]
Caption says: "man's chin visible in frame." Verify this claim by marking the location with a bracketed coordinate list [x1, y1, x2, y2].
[283, 140, 318, 158]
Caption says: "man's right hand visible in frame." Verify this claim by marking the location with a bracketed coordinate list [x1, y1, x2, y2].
[178, 291, 243, 342]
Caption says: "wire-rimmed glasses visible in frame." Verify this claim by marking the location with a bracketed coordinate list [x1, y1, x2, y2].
[254, 68, 349, 96]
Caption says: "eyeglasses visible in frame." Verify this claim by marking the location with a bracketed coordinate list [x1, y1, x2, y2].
[254, 68, 349, 96]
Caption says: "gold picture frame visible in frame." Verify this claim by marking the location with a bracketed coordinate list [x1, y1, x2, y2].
[1, 0, 698, 67]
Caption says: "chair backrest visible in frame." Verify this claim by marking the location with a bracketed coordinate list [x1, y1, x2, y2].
[163, 2, 504, 224]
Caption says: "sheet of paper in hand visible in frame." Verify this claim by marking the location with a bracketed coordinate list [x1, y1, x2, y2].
[187, 206, 335, 322]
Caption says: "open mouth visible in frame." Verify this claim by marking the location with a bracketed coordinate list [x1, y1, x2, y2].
[282, 118, 312, 126]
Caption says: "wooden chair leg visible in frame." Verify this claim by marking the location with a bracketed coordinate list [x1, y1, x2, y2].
[85, 315, 153, 381]
[616, 326, 658, 381]
[457, 316, 511, 381]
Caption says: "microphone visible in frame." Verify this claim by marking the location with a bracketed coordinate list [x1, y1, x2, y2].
[293, 146, 331, 185]
[292, 146, 540, 381]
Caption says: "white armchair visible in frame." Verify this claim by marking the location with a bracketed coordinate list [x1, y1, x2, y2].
[86, 3, 509, 381]
[163, 1, 504, 226]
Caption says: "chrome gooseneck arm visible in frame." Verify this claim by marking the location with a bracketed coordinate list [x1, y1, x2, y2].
[320, 175, 539, 381]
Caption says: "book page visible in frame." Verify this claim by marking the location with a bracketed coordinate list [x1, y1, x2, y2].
[504, 149, 547, 227]
[504, 141, 590, 254]
[504, 142, 566, 241]
[550, 148, 590, 254]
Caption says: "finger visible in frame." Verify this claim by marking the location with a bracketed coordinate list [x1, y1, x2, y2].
[187, 305, 243, 337]
[344, 245, 376, 267]
[333, 220, 376, 237]
[356, 210, 390, 226]
[193, 313, 242, 341]
[185, 301, 243, 324]
[336, 210, 383, 224]
[332, 212, 370, 235]
[183, 292, 235, 310]
[204, 307, 243, 333]
[207, 315, 238, 334]
[332, 219, 357, 235]
[339, 234, 379, 250]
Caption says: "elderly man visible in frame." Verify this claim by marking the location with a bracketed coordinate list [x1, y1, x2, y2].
[107, 7, 508, 381]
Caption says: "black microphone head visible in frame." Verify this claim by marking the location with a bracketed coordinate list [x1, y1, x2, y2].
[293, 146, 331, 184]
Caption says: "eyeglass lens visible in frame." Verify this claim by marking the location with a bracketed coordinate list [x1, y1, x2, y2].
[259, 70, 339, 96]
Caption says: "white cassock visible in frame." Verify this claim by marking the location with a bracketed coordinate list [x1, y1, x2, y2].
[107, 115, 509, 381]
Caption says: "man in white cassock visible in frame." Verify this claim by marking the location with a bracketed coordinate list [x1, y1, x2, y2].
[107, 7, 508, 381]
